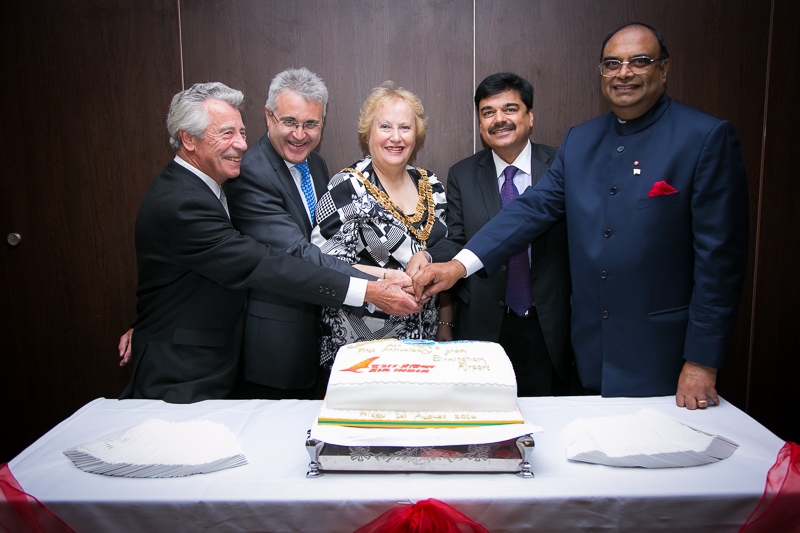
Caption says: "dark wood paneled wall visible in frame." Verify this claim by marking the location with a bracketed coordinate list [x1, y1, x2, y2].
[0, 0, 181, 461]
[749, 0, 800, 444]
[2, 0, 797, 462]
[180, 0, 474, 179]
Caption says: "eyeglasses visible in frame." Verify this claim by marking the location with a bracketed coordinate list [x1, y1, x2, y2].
[599, 56, 663, 77]
[270, 112, 322, 133]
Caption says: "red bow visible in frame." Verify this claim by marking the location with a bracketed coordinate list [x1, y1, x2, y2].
[354, 498, 489, 533]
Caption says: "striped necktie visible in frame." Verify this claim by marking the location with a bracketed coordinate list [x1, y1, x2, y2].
[218, 187, 230, 218]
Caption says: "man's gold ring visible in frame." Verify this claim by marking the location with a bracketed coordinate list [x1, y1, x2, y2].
[698, 399, 708, 404]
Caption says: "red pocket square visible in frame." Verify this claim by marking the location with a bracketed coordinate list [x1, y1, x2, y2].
[647, 181, 677, 197]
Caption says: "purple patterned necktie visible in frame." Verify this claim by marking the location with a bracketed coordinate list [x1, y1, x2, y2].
[500, 165, 533, 316]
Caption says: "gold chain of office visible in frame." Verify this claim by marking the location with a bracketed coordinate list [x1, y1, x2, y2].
[343, 167, 436, 245]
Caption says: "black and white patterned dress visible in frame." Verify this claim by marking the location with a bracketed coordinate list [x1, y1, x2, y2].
[311, 156, 448, 367]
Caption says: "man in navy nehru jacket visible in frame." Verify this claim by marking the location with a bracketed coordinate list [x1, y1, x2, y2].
[413, 23, 748, 409]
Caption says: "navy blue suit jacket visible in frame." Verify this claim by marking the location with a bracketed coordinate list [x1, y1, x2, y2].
[467, 94, 749, 397]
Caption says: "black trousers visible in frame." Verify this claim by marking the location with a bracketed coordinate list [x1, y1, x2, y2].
[498, 307, 566, 397]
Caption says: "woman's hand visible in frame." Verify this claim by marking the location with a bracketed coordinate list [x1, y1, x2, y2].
[405, 251, 431, 277]
[353, 264, 412, 286]
[383, 268, 412, 285]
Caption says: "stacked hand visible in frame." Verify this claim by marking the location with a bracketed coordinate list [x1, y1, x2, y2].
[365, 277, 421, 316]
[410, 260, 466, 301]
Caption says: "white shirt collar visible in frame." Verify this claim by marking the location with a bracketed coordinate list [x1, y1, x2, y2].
[173, 155, 222, 199]
[491, 140, 532, 178]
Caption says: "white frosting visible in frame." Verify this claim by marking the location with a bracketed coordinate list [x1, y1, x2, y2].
[325, 340, 518, 414]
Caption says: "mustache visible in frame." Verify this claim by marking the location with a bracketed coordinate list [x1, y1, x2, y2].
[488, 122, 515, 134]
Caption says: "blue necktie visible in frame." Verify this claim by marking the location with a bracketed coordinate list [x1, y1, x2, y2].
[296, 161, 316, 223]
[500, 165, 533, 316]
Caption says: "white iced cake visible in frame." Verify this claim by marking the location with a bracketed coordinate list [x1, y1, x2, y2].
[317, 339, 524, 428]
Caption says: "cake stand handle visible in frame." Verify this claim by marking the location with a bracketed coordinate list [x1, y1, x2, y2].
[515, 434, 536, 478]
[306, 429, 325, 478]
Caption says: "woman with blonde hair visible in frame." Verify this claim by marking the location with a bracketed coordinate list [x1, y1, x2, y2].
[312, 81, 447, 366]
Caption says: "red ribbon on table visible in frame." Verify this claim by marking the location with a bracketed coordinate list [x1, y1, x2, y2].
[739, 441, 800, 532]
[0, 463, 75, 533]
[354, 498, 489, 533]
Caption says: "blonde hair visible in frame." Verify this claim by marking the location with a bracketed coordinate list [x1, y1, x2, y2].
[357, 81, 427, 161]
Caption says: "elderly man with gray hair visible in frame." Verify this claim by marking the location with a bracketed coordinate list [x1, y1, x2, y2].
[120, 81, 420, 403]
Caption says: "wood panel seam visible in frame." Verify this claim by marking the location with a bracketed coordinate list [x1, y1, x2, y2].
[747, 0, 776, 414]
[177, 0, 185, 90]
[473, 0, 477, 154]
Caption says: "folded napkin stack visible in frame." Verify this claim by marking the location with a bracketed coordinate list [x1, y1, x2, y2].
[63, 419, 247, 478]
[562, 408, 738, 468]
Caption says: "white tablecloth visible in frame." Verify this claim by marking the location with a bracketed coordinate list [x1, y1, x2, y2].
[9, 396, 783, 533]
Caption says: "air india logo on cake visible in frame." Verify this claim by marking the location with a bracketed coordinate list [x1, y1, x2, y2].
[339, 357, 435, 374]
[340, 357, 379, 373]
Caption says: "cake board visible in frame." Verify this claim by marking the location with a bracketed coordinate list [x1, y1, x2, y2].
[305, 431, 536, 478]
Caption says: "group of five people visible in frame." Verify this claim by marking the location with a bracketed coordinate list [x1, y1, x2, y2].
[118, 22, 748, 411]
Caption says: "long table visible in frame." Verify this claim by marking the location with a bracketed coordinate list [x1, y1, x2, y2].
[8, 396, 783, 532]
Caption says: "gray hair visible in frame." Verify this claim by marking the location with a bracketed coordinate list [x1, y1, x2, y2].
[166, 82, 244, 152]
[265, 68, 329, 118]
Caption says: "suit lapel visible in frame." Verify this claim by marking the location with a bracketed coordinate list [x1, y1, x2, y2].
[477, 150, 502, 219]
[529, 143, 554, 188]
[168, 161, 227, 208]
[262, 135, 313, 233]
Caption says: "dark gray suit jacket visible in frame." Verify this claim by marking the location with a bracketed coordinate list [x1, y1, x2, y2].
[225, 134, 371, 389]
[121, 161, 350, 403]
[429, 144, 573, 381]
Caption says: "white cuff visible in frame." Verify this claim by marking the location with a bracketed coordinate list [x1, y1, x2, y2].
[344, 277, 368, 307]
[453, 249, 483, 277]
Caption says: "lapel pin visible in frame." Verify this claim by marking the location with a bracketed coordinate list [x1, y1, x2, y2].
[633, 169, 641, 175]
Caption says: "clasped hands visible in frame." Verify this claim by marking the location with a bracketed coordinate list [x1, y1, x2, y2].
[374, 253, 463, 315]
[398, 254, 464, 298]
[407, 258, 466, 301]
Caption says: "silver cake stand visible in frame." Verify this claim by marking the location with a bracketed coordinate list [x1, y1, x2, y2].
[306, 431, 535, 478]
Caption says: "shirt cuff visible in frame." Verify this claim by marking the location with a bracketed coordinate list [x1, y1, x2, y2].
[453, 249, 483, 277]
[344, 277, 368, 306]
